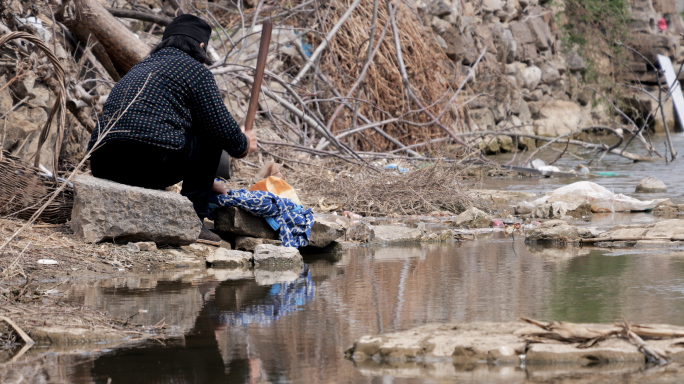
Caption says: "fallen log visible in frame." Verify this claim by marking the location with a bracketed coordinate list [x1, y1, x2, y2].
[73, 0, 150, 74]
[621, 324, 684, 339]
[520, 317, 677, 365]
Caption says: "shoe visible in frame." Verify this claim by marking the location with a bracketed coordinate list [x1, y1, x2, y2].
[198, 224, 222, 246]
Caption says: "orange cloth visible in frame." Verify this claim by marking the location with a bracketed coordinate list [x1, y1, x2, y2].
[250, 176, 302, 205]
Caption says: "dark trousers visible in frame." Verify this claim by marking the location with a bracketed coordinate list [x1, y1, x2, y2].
[90, 134, 221, 219]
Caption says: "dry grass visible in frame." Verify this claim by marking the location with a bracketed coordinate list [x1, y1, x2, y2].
[319, 0, 460, 151]
[281, 159, 473, 216]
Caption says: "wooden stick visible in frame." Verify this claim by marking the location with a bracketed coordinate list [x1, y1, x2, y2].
[581, 236, 671, 243]
[105, 8, 173, 26]
[292, 0, 364, 84]
[244, 20, 272, 132]
[0, 316, 35, 346]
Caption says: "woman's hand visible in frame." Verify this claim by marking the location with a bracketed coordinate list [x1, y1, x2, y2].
[212, 179, 228, 195]
[244, 129, 258, 155]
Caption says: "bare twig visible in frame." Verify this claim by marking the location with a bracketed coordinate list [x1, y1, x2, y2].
[292, 0, 364, 84]
[105, 8, 173, 26]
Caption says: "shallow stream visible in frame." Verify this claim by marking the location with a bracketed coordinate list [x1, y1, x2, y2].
[473, 133, 684, 204]
[52, 228, 684, 383]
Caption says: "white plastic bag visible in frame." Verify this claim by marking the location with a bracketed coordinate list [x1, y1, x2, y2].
[516, 181, 668, 213]
[530, 159, 561, 174]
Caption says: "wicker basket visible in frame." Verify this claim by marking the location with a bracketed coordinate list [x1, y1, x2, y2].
[0, 151, 73, 224]
[0, 32, 71, 224]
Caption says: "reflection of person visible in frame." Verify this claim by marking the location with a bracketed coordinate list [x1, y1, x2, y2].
[87, 14, 257, 245]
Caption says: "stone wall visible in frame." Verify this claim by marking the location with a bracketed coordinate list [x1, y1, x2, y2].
[421, 0, 684, 153]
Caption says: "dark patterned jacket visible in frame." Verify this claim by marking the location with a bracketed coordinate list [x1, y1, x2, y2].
[88, 47, 248, 157]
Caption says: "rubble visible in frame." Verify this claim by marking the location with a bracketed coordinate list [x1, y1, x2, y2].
[213, 207, 278, 240]
[346, 221, 375, 242]
[234, 236, 282, 251]
[308, 214, 346, 248]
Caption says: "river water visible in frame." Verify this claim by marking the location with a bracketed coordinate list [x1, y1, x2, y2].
[55, 133, 684, 383]
[475, 133, 684, 204]
[57, 232, 684, 383]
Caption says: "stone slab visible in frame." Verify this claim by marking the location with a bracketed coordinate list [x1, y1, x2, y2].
[253, 244, 302, 267]
[70, 175, 200, 245]
[206, 248, 253, 268]
[348, 322, 684, 366]
[372, 225, 423, 243]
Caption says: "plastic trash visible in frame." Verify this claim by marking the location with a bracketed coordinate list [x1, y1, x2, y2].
[38, 259, 58, 265]
[385, 164, 408, 173]
[516, 181, 668, 214]
[301, 40, 314, 57]
[17, 17, 52, 43]
[592, 171, 628, 177]
[530, 159, 560, 174]
[577, 164, 590, 175]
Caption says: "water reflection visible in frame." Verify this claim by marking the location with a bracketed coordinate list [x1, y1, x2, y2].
[217, 267, 315, 326]
[61, 233, 684, 383]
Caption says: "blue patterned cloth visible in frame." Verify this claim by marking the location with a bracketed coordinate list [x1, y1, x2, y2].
[208, 190, 314, 247]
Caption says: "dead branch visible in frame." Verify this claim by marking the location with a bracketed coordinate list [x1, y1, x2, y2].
[502, 130, 652, 162]
[0, 316, 34, 346]
[105, 8, 173, 26]
[623, 319, 669, 365]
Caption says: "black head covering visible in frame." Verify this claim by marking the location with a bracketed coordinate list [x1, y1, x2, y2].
[163, 14, 211, 47]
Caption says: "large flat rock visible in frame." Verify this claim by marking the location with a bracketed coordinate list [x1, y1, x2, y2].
[347, 321, 684, 367]
[253, 244, 302, 267]
[598, 219, 684, 239]
[372, 225, 422, 244]
[525, 220, 593, 244]
[71, 175, 200, 245]
[205, 248, 253, 268]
